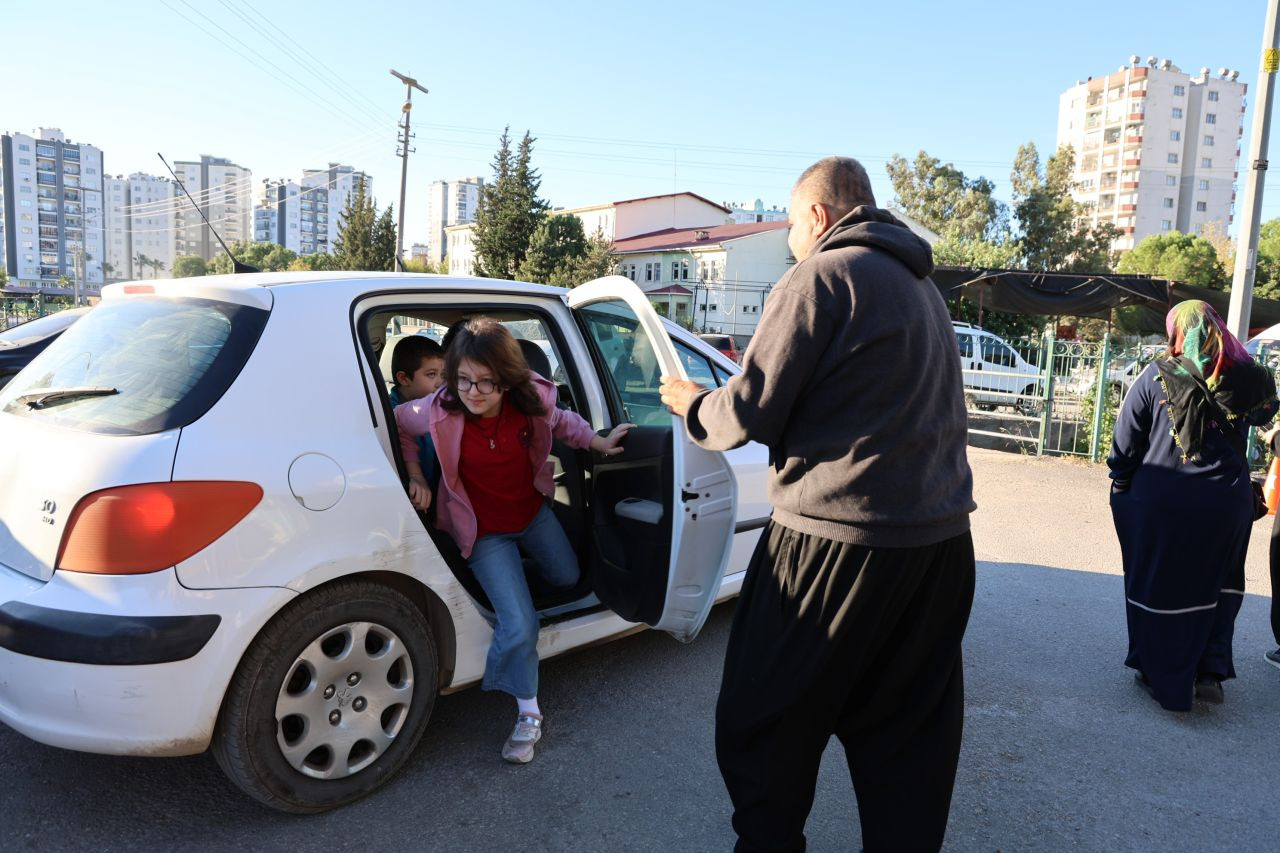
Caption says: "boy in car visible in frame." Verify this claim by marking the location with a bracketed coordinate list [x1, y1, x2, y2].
[390, 335, 445, 492]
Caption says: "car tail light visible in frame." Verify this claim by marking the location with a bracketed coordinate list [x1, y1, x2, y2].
[56, 482, 264, 575]
[123, 284, 155, 294]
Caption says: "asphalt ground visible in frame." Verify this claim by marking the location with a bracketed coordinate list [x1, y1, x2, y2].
[3, 447, 1277, 851]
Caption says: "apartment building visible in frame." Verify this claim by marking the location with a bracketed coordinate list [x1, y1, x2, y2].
[302, 163, 370, 248]
[1058, 57, 1246, 251]
[172, 155, 252, 262]
[105, 173, 175, 280]
[0, 128, 105, 296]
[254, 179, 331, 256]
[425, 176, 483, 264]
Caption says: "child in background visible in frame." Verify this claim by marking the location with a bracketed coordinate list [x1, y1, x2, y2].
[395, 318, 632, 764]
[389, 335, 445, 492]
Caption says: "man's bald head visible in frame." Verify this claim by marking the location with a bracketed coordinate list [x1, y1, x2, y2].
[786, 156, 877, 261]
[792, 156, 876, 221]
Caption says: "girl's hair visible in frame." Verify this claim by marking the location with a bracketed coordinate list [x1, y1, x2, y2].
[441, 317, 546, 416]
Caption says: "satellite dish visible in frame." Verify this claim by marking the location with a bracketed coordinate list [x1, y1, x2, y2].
[1130, 54, 1141, 65]
[1218, 67, 1228, 77]
[1147, 56, 1157, 67]
[1230, 70, 1240, 81]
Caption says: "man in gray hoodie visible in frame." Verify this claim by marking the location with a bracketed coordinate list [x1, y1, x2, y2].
[660, 156, 976, 853]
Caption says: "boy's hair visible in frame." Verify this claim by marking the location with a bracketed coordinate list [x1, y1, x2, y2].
[391, 335, 444, 383]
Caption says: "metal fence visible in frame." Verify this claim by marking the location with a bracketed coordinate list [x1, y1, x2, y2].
[0, 298, 47, 332]
[965, 331, 1280, 466]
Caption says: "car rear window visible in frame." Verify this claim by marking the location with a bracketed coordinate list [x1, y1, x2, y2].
[0, 297, 269, 435]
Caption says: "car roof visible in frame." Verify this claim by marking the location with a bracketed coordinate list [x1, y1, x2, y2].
[101, 272, 568, 310]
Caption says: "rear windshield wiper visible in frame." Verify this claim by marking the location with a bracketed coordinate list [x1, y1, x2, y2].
[16, 386, 120, 409]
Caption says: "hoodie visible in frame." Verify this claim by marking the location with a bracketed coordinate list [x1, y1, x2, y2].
[685, 205, 975, 548]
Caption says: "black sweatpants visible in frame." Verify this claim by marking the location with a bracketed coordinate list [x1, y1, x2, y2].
[716, 522, 977, 853]
[1270, 512, 1280, 646]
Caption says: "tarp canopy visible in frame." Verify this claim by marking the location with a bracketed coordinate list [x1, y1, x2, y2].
[932, 266, 1280, 334]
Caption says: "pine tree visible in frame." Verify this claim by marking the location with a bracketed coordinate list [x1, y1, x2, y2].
[472, 128, 548, 278]
[330, 178, 389, 270]
[372, 205, 398, 272]
[518, 214, 587, 283]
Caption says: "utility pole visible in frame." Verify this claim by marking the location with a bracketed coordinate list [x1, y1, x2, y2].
[390, 69, 428, 273]
[1228, 0, 1280, 341]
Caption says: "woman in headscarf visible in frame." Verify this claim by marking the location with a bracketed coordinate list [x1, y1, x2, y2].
[1108, 300, 1278, 711]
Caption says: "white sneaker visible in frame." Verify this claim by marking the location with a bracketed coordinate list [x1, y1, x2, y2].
[501, 713, 543, 764]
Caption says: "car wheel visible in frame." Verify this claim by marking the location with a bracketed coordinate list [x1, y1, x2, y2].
[212, 580, 438, 814]
[977, 402, 997, 412]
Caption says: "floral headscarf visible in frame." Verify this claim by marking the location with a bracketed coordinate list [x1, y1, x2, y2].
[1156, 300, 1277, 462]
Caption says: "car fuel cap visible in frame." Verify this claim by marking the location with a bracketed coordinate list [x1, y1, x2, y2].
[288, 453, 346, 511]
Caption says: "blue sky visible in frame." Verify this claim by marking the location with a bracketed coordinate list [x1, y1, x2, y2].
[6, 0, 1278, 244]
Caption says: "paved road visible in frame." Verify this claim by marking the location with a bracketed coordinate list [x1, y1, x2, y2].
[4, 448, 1277, 851]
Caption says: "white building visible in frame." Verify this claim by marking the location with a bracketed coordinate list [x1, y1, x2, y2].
[426, 176, 484, 264]
[446, 223, 477, 275]
[254, 179, 331, 256]
[1058, 57, 1246, 251]
[728, 199, 788, 224]
[612, 221, 792, 336]
[302, 163, 369, 249]
[172, 155, 252, 262]
[105, 173, 175, 280]
[0, 128, 105, 296]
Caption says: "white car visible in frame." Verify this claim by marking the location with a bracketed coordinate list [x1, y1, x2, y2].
[0, 272, 769, 813]
[953, 322, 1043, 415]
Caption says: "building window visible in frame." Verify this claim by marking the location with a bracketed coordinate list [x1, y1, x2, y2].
[1174, 85, 1186, 96]
[1208, 90, 1220, 102]
[1201, 158, 1212, 168]
[1162, 220, 1173, 230]
[1170, 130, 1181, 141]
[1166, 175, 1178, 186]
[1199, 179, 1210, 190]
[1163, 197, 1175, 208]
[1172, 107, 1183, 119]
[644, 262, 660, 282]
[1203, 135, 1214, 146]
[1196, 201, 1208, 212]
[1205, 113, 1217, 124]
[671, 260, 689, 280]
[1168, 153, 1179, 164]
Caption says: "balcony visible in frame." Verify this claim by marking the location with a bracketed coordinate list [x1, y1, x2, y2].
[1124, 157, 1141, 166]
[36, 173, 56, 186]
[1121, 181, 1139, 189]
[1125, 135, 1143, 143]
[1119, 204, 1137, 212]
[1087, 94, 1103, 107]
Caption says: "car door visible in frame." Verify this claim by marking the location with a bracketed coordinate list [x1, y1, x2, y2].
[566, 276, 737, 643]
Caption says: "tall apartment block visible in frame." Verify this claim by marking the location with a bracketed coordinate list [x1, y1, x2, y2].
[425, 176, 484, 264]
[105, 173, 175, 280]
[173, 155, 252, 262]
[253, 164, 369, 255]
[0, 128, 105, 295]
[302, 163, 370, 248]
[1058, 57, 1246, 252]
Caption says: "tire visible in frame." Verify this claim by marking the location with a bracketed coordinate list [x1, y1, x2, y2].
[977, 402, 997, 412]
[211, 580, 438, 814]
[1015, 386, 1042, 417]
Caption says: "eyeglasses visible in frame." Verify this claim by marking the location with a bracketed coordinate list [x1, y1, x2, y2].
[456, 377, 499, 394]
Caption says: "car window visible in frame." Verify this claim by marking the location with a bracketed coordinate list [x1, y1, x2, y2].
[578, 302, 670, 426]
[0, 309, 87, 349]
[503, 318, 565, 383]
[0, 297, 268, 436]
[956, 332, 973, 359]
[673, 338, 721, 387]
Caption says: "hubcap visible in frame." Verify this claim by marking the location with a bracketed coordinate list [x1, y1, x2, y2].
[275, 621, 415, 780]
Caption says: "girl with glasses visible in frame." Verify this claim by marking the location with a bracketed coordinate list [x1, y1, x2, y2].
[394, 317, 633, 762]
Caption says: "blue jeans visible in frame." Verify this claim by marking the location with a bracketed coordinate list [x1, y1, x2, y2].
[468, 503, 580, 699]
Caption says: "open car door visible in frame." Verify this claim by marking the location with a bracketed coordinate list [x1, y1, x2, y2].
[567, 276, 737, 643]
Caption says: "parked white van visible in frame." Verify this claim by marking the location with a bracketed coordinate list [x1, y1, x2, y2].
[953, 322, 1043, 415]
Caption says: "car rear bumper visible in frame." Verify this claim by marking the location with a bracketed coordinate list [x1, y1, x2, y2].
[0, 564, 294, 756]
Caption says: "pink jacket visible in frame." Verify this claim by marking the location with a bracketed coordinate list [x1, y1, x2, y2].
[394, 375, 598, 558]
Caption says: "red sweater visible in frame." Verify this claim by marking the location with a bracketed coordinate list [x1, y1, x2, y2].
[458, 398, 543, 537]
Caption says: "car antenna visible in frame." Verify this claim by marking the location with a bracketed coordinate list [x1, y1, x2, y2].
[157, 153, 260, 274]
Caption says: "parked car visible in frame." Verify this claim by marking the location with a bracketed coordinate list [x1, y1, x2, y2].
[953, 322, 1042, 415]
[1064, 359, 1144, 403]
[698, 332, 740, 363]
[0, 308, 91, 389]
[0, 273, 768, 814]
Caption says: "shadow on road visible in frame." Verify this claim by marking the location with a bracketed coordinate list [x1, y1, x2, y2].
[2, 560, 1276, 852]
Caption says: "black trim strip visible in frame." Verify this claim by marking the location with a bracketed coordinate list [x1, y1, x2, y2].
[0, 603, 220, 665]
[735, 517, 769, 534]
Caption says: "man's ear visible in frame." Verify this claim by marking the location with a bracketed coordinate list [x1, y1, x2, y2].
[394, 370, 409, 387]
[811, 202, 832, 233]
